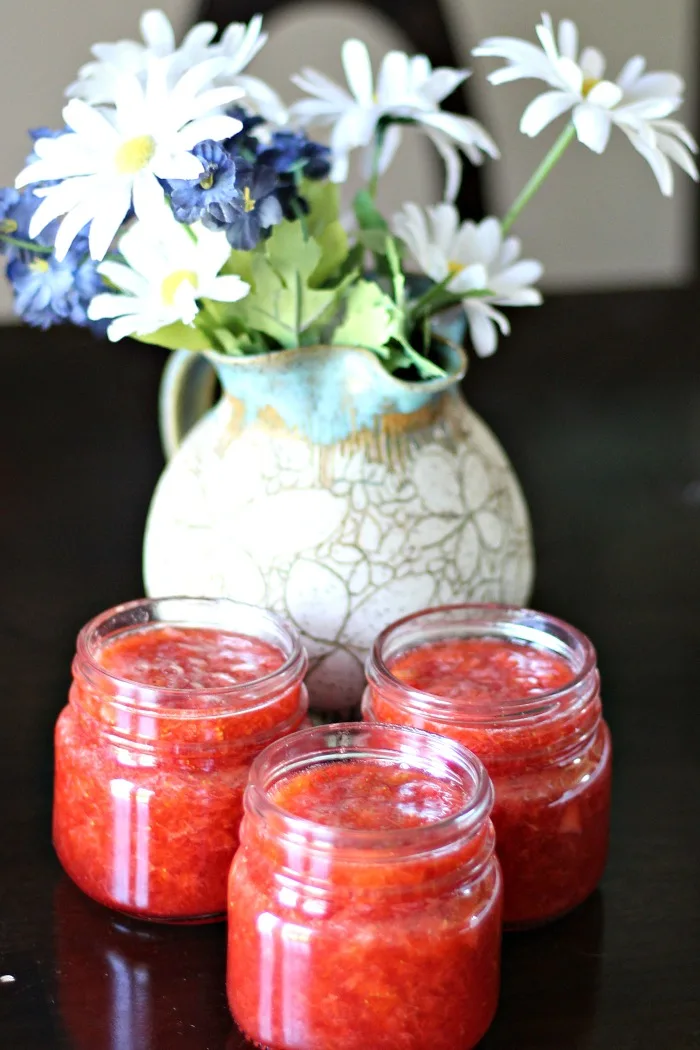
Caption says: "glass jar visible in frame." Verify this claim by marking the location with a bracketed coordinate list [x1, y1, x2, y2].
[53, 597, 308, 923]
[227, 722, 502, 1050]
[364, 605, 612, 929]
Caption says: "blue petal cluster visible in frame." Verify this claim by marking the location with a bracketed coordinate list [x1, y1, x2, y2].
[169, 141, 238, 224]
[165, 107, 331, 248]
[203, 163, 283, 250]
[0, 185, 105, 331]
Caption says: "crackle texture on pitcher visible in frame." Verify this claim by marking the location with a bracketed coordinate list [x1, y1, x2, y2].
[144, 344, 534, 710]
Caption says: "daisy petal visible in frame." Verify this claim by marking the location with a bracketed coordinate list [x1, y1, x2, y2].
[419, 67, 469, 105]
[54, 199, 100, 261]
[27, 178, 94, 237]
[579, 47, 606, 81]
[424, 129, 463, 202]
[632, 137, 675, 195]
[140, 9, 176, 54]
[175, 115, 242, 150]
[97, 262, 149, 297]
[342, 39, 374, 105]
[465, 303, 499, 357]
[88, 185, 131, 260]
[131, 171, 166, 224]
[88, 292, 138, 321]
[655, 133, 699, 180]
[207, 274, 251, 303]
[377, 51, 411, 110]
[616, 55, 646, 90]
[376, 123, 402, 174]
[520, 90, 575, 137]
[62, 99, 119, 145]
[573, 104, 613, 153]
[586, 80, 623, 109]
[107, 314, 146, 341]
[557, 19, 579, 62]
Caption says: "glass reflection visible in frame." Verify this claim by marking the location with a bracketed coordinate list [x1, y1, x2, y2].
[53, 878, 233, 1050]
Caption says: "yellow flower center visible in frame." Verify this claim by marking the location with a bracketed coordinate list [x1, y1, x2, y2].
[447, 260, 464, 277]
[30, 258, 50, 274]
[0, 218, 18, 235]
[582, 76, 600, 97]
[242, 185, 256, 213]
[161, 269, 198, 306]
[115, 135, 156, 175]
[199, 170, 215, 190]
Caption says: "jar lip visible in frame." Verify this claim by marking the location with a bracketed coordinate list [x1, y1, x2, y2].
[368, 603, 598, 721]
[75, 596, 307, 712]
[246, 722, 494, 852]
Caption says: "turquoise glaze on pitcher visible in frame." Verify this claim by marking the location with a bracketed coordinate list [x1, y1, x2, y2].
[145, 344, 534, 710]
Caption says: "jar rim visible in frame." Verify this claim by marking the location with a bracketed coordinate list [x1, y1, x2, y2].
[367, 603, 598, 723]
[75, 596, 307, 715]
[245, 722, 494, 854]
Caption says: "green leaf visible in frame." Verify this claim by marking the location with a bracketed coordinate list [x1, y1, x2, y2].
[232, 221, 340, 347]
[312, 220, 349, 286]
[331, 280, 400, 352]
[353, 189, 388, 232]
[213, 327, 243, 355]
[304, 180, 342, 235]
[356, 228, 392, 254]
[385, 235, 405, 308]
[221, 249, 255, 285]
[134, 322, 213, 352]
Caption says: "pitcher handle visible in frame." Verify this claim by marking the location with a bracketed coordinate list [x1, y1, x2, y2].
[158, 350, 219, 460]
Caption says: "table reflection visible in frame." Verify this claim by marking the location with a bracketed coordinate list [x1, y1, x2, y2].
[53, 875, 604, 1050]
[482, 891, 605, 1049]
[53, 878, 235, 1050]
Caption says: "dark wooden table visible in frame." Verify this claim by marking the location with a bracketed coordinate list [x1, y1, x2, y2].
[1, 287, 699, 1049]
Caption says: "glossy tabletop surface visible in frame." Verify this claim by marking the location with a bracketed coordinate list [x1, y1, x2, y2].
[1, 286, 699, 1048]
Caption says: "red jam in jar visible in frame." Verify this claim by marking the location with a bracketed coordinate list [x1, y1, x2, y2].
[53, 597, 308, 923]
[227, 723, 502, 1050]
[364, 605, 612, 928]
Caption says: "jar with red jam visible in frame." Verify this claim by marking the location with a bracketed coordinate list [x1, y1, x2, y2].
[53, 597, 308, 923]
[227, 722, 502, 1050]
[364, 605, 612, 929]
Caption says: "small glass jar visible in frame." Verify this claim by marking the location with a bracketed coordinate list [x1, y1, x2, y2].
[364, 605, 612, 928]
[53, 597, 308, 923]
[227, 722, 502, 1050]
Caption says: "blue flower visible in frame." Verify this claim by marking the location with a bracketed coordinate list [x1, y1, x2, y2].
[6, 230, 105, 331]
[168, 140, 238, 224]
[0, 186, 59, 258]
[203, 163, 283, 250]
[258, 131, 331, 181]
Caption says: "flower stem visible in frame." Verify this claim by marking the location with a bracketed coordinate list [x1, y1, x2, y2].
[501, 123, 576, 234]
[0, 233, 53, 255]
[368, 124, 387, 200]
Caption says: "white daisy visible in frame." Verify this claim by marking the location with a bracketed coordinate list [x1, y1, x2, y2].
[473, 13, 698, 193]
[67, 10, 286, 124]
[392, 203, 543, 357]
[16, 59, 244, 262]
[88, 216, 250, 341]
[67, 10, 218, 103]
[291, 39, 499, 199]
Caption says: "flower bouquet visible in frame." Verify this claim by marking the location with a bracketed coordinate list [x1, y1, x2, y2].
[2, 10, 695, 363]
[2, 10, 695, 709]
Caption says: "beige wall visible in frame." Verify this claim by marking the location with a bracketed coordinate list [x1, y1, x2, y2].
[0, 0, 194, 319]
[0, 0, 696, 320]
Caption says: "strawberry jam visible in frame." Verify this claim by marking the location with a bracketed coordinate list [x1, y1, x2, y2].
[53, 598, 308, 922]
[364, 605, 612, 928]
[227, 723, 502, 1050]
